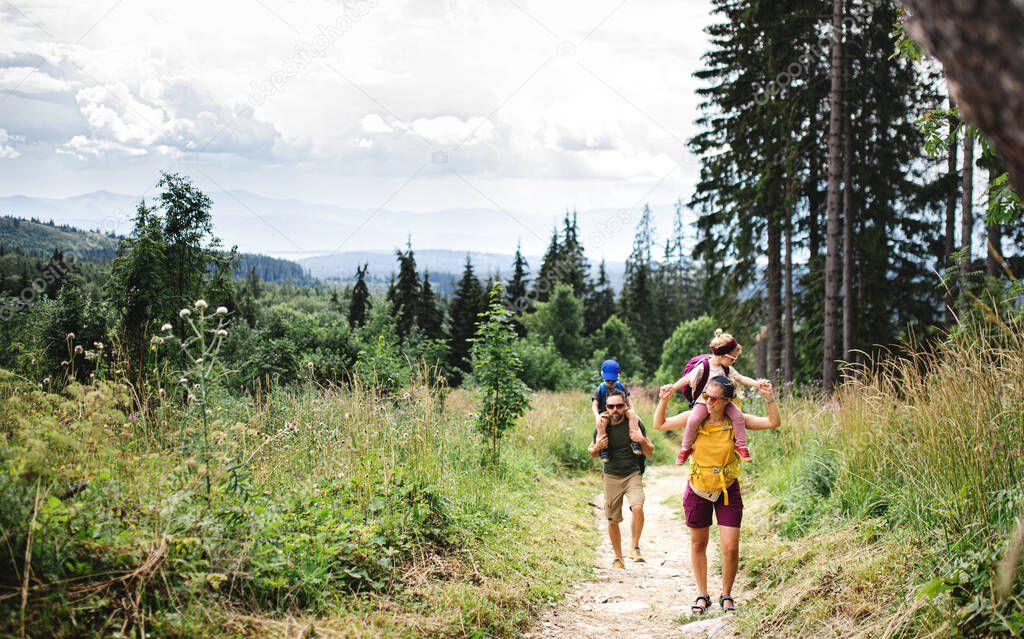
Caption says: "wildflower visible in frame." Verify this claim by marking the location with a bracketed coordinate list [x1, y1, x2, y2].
[179, 308, 191, 318]
[84, 350, 95, 360]
[215, 306, 228, 315]
[42, 377, 51, 384]
[217, 329, 228, 337]
[158, 388, 165, 396]
[60, 360, 68, 367]
[179, 377, 188, 384]
[74, 345, 84, 355]
[195, 357, 203, 364]
[527, 435, 534, 441]
[194, 299, 208, 310]
[161, 323, 172, 332]
[66, 332, 75, 340]
[150, 336, 164, 345]
[93, 341, 104, 350]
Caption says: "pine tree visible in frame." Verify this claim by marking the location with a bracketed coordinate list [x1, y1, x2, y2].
[620, 204, 658, 373]
[448, 255, 486, 380]
[417, 270, 445, 340]
[560, 210, 589, 297]
[506, 243, 530, 334]
[584, 260, 616, 334]
[348, 263, 371, 328]
[391, 240, 421, 340]
[532, 227, 561, 303]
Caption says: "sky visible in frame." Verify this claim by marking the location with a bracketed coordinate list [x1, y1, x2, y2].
[0, 0, 716, 259]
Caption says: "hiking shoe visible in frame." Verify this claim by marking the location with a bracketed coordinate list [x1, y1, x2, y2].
[600, 448, 610, 463]
[630, 547, 645, 562]
[735, 446, 752, 461]
[676, 448, 692, 465]
[612, 557, 625, 569]
[630, 441, 642, 456]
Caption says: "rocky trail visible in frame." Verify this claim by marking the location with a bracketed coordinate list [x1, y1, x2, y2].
[526, 465, 744, 639]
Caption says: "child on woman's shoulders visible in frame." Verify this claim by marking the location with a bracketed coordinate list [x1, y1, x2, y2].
[659, 329, 767, 463]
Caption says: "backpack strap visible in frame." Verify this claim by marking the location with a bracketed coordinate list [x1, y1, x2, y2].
[692, 358, 711, 401]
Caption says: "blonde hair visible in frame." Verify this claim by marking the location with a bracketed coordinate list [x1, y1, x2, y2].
[710, 328, 742, 357]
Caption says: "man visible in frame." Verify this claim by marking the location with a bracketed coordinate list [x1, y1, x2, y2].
[653, 376, 781, 614]
[588, 389, 654, 568]
[592, 359, 641, 460]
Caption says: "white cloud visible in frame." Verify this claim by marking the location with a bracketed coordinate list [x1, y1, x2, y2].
[0, 128, 22, 159]
[408, 115, 494, 147]
[0, 0, 713, 213]
[0, 66, 72, 94]
[360, 113, 393, 133]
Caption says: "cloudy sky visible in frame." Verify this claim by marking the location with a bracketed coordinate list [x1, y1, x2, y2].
[0, 0, 714, 257]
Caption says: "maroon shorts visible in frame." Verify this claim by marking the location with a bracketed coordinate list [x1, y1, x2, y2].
[683, 481, 743, 528]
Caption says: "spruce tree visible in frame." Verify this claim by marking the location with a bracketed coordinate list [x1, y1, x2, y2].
[584, 260, 616, 334]
[506, 243, 530, 334]
[447, 255, 486, 380]
[348, 263, 371, 328]
[532, 227, 561, 303]
[391, 241, 421, 340]
[417, 270, 445, 340]
[620, 204, 658, 373]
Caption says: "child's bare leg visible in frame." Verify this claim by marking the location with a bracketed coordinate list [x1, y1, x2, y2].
[598, 416, 609, 462]
[681, 403, 709, 451]
[725, 402, 747, 447]
[677, 404, 708, 464]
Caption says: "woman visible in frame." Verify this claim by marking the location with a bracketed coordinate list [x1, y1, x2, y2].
[653, 376, 780, 614]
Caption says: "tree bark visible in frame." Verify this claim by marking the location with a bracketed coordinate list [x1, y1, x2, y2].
[784, 219, 794, 385]
[905, 1, 1024, 194]
[767, 213, 782, 380]
[960, 130, 974, 308]
[823, 0, 843, 389]
[985, 166, 1002, 277]
[755, 325, 768, 380]
[943, 101, 958, 325]
[842, 57, 854, 365]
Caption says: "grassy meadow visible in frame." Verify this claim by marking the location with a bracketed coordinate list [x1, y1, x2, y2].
[738, 314, 1024, 638]
[1, 374, 683, 637]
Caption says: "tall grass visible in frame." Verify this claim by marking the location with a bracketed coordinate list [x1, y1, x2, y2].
[0, 372, 601, 637]
[746, 313, 1024, 636]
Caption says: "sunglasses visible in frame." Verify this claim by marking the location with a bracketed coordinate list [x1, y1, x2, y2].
[701, 392, 725, 402]
[606, 403, 626, 409]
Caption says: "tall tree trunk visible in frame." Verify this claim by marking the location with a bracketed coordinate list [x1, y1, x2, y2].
[905, 1, 1024, 194]
[784, 219, 794, 385]
[986, 167, 1003, 277]
[767, 213, 782, 380]
[960, 130, 974, 309]
[755, 325, 768, 380]
[943, 102, 959, 325]
[808, 149, 821, 260]
[842, 59, 854, 366]
[823, 0, 844, 389]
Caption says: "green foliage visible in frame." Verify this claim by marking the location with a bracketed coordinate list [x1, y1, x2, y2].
[516, 336, 575, 391]
[588, 315, 643, 381]
[654, 315, 719, 384]
[521, 283, 585, 363]
[447, 256, 486, 381]
[471, 283, 530, 465]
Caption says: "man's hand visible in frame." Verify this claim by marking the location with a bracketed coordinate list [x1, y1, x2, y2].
[591, 435, 609, 453]
[628, 429, 646, 444]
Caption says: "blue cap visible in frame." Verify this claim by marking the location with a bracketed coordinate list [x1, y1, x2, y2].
[601, 359, 621, 381]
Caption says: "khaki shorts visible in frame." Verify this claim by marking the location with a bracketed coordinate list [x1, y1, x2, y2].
[603, 471, 645, 523]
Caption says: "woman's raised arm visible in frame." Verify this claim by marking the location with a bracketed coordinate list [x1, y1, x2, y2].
[653, 393, 691, 430]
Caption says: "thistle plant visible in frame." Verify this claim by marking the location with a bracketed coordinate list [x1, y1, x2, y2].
[158, 299, 231, 495]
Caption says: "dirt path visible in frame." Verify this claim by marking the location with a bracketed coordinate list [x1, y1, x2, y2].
[526, 465, 742, 639]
